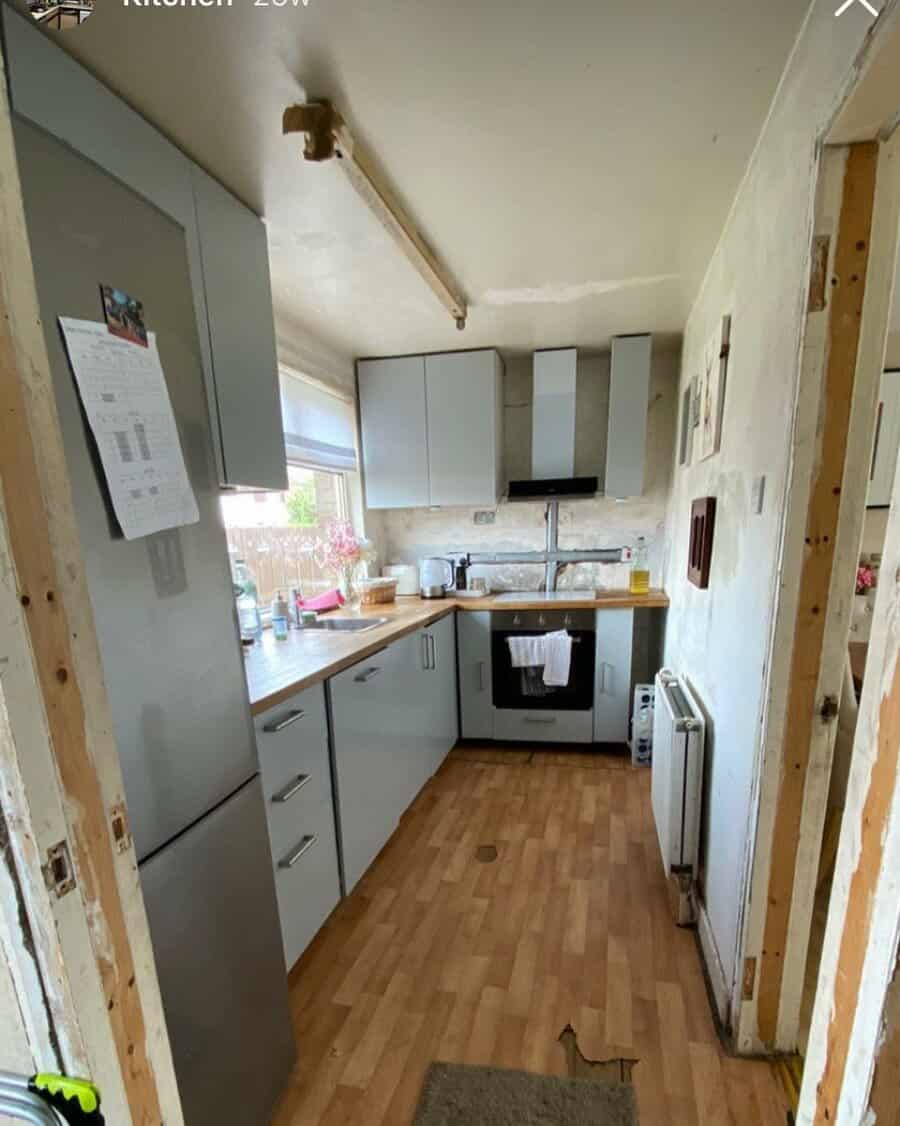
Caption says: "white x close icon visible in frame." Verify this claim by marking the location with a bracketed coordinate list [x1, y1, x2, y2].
[835, 0, 879, 16]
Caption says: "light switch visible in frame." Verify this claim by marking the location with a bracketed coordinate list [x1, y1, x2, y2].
[752, 475, 766, 515]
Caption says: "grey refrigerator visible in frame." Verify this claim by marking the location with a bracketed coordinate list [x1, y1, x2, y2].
[13, 117, 295, 1124]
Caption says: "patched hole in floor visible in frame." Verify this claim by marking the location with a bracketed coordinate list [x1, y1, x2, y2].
[475, 844, 498, 863]
[558, 1024, 639, 1084]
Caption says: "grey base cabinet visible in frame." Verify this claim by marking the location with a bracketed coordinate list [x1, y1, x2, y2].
[457, 611, 494, 739]
[254, 684, 342, 970]
[330, 615, 458, 893]
[593, 609, 634, 743]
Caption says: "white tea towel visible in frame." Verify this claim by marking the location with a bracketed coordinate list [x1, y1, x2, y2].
[542, 630, 573, 687]
[507, 636, 545, 668]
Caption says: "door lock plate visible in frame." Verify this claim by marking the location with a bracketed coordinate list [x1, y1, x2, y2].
[43, 840, 76, 898]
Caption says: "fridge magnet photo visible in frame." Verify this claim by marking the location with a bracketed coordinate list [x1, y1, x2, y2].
[100, 284, 148, 347]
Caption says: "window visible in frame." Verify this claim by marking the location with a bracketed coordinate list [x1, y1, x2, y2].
[221, 465, 349, 607]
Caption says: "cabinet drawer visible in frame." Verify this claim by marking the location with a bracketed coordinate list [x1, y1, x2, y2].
[493, 709, 593, 744]
[253, 684, 330, 801]
[271, 800, 341, 970]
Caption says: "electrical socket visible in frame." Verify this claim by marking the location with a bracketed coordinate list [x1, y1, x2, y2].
[474, 510, 496, 525]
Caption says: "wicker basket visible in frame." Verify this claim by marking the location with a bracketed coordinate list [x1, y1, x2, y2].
[359, 577, 398, 605]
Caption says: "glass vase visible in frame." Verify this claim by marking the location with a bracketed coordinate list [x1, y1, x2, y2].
[338, 562, 362, 612]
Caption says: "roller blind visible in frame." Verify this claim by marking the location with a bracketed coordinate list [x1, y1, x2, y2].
[280, 368, 358, 472]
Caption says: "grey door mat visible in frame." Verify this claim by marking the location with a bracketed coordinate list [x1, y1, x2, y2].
[413, 1061, 638, 1126]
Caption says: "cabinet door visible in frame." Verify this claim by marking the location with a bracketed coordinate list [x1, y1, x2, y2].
[425, 613, 459, 774]
[457, 611, 494, 739]
[425, 351, 502, 506]
[606, 335, 651, 499]
[358, 357, 429, 508]
[329, 641, 407, 892]
[593, 610, 634, 743]
[192, 167, 287, 491]
[868, 369, 900, 507]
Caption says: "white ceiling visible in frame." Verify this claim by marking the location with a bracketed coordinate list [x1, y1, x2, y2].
[45, 0, 810, 365]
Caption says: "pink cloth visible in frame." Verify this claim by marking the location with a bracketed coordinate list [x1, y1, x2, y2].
[298, 589, 345, 612]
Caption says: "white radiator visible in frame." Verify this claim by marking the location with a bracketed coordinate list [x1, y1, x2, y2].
[651, 669, 705, 878]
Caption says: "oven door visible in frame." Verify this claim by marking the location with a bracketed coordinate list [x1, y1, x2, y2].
[492, 628, 596, 711]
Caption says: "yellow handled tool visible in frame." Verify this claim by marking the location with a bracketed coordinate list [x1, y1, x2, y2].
[29, 1074, 104, 1125]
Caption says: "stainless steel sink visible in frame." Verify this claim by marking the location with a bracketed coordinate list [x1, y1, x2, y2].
[301, 617, 389, 633]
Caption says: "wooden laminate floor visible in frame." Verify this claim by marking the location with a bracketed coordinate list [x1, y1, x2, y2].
[272, 747, 789, 1125]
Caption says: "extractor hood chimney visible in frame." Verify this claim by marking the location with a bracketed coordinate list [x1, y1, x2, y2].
[507, 347, 598, 502]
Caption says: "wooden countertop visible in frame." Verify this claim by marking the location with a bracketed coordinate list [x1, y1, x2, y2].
[244, 590, 669, 715]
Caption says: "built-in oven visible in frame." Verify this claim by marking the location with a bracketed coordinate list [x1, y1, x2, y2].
[491, 610, 596, 711]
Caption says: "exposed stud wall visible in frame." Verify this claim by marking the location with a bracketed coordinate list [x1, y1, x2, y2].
[659, 0, 893, 1036]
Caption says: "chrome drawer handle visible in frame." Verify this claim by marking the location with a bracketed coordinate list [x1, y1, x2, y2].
[524, 716, 557, 725]
[354, 666, 382, 683]
[478, 659, 486, 692]
[263, 708, 305, 734]
[278, 834, 317, 869]
[271, 773, 310, 804]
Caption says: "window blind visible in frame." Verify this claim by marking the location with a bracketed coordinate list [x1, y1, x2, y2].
[280, 368, 358, 472]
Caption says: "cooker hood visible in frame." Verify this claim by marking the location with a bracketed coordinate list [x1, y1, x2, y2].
[507, 347, 598, 501]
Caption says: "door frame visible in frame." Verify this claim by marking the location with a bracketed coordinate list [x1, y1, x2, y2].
[0, 45, 183, 1124]
[731, 8, 900, 1110]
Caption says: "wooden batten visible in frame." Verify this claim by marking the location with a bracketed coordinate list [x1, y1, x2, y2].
[755, 142, 879, 1044]
[283, 100, 468, 328]
[0, 48, 180, 1123]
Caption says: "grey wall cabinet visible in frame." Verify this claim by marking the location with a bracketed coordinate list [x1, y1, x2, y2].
[3, 5, 286, 491]
[192, 167, 287, 491]
[606, 335, 652, 499]
[358, 349, 503, 509]
[357, 356, 430, 508]
[457, 611, 494, 739]
[593, 609, 634, 743]
[425, 351, 503, 506]
[253, 685, 342, 970]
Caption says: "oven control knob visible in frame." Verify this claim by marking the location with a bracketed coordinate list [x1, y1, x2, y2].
[538, 614, 546, 627]
[564, 614, 572, 626]
[513, 614, 521, 626]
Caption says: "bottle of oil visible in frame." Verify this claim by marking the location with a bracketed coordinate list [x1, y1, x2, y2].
[629, 536, 650, 595]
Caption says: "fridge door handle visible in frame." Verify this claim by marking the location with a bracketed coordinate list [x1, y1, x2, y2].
[263, 708, 305, 734]
[271, 773, 311, 804]
[277, 834, 317, 870]
[354, 666, 382, 683]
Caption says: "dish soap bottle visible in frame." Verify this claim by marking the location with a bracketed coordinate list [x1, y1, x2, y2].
[629, 537, 650, 595]
[270, 591, 290, 641]
[234, 560, 262, 641]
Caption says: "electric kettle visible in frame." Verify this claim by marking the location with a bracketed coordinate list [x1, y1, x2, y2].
[419, 557, 454, 599]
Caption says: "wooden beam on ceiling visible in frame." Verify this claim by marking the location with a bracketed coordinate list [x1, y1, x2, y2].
[283, 100, 468, 330]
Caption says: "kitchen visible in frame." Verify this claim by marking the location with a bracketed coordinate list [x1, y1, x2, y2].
[4, 3, 900, 1126]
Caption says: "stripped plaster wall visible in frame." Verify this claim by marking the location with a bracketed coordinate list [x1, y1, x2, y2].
[660, 0, 893, 1036]
[373, 347, 679, 588]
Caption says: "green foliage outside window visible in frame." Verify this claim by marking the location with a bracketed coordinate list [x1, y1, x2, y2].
[285, 480, 317, 527]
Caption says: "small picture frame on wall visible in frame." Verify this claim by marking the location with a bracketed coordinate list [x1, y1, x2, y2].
[680, 385, 693, 466]
[699, 315, 731, 461]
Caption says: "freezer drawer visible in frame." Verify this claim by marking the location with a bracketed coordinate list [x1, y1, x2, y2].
[139, 778, 295, 1126]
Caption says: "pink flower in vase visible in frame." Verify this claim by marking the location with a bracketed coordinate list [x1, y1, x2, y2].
[856, 565, 875, 596]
